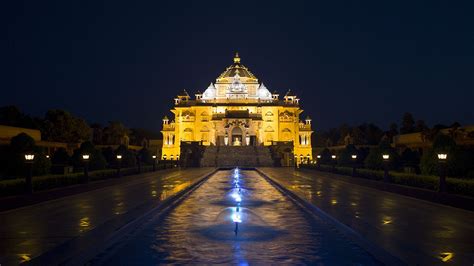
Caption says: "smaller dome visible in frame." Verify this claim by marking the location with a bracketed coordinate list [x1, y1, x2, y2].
[257, 83, 272, 100]
[202, 83, 216, 99]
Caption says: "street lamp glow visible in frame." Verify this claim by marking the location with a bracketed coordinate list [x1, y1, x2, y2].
[46, 155, 50, 159]
[351, 154, 357, 159]
[331, 155, 336, 159]
[116, 155, 122, 160]
[317, 155, 321, 159]
[152, 155, 157, 159]
[437, 153, 448, 160]
[24, 154, 35, 161]
[382, 154, 390, 160]
[82, 154, 90, 160]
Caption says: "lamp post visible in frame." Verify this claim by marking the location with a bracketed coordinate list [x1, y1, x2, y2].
[294, 155, 298, 169]
[382, 154, 390, 183]
[351, 154, 357, 176]
[116, 154, 122, 177]
[82, 154, 90, 183]
[152, 155, 157, 172]
[24, 153, 35, 194]
[316, 155, 321, 169]
[299, 155, 303, 167]
[163, 154, 167, 169]
[331, 155, 337, 172]
[437, 153, 448, 192]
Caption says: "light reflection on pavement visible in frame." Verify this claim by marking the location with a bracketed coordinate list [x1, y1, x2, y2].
[0, 168, 213, 265]
[259, 167, 474, 265]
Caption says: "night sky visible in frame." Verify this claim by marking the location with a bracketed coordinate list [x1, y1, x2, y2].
[2, 0, 473, 133]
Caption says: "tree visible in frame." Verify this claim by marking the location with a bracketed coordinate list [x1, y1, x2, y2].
[351, 126, 366, 145]
[130, 128, 161, 146]
[337, 124, 351, 145]
[388, 123, 398, 136]
[102, 121, 130, 145]
[400, 112, 415, 134]
[91, 123, 104, 145]
[400, 148, 420, 169]
[364, 140, 400, 170]
[0, 106, 38, 129]
[414, 120, 429, 133]
[138, 147, 153, 164]
[71, 141, 106, 171]
[115, 145, 136, 167]
[337, 144, 359, 166]
[419, 134, 468, 176]
[41, 109, 91, 143]
[317, 148, 332, 164]
[6, 133, 51, 177]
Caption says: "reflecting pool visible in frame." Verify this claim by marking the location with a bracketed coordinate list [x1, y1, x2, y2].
[97, 170, 379, 265]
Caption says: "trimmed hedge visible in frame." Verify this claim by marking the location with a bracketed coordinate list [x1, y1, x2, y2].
[303, 164, 474, 198]
[0, 165, 162, 197]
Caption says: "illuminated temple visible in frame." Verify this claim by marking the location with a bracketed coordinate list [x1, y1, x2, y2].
[161, 53, 313, 166]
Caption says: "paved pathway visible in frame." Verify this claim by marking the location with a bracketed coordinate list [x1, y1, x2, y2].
[259, 167, 474, 265]
[0, 168, 213, 265]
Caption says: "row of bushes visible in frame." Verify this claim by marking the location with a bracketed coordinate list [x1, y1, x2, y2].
[0, 165, 170, 197]
[0, 133, 163, 179]
[315, 134, 474, 178]
[303, 164, 474, 198]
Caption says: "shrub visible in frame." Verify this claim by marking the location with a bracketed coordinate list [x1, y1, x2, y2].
[337, 144, 359, 166]
[364, 141, 400, 170]
[115, 145, 136, 168]
[0, 165, 156, 197]
[303, 164, 474, 197]
[52, 148, 70, 165]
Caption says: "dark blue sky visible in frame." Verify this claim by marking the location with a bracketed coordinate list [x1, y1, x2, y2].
[1, 0, 473, 132]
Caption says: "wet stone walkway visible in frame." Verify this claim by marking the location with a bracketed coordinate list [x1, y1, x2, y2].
[96, 169, 379, 265]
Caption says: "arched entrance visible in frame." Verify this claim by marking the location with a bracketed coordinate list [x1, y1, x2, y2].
[231, 127, 243, 146]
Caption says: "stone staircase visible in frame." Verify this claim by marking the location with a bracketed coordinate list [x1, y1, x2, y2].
[200, 146, 274, 167]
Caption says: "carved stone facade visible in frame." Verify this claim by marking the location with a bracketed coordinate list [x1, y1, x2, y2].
[161, 53, 313, 164]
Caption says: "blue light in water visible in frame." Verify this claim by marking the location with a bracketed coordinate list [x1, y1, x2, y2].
[232, 213, 242, 223]
[232, 207, 242, 223]
[231, 192, 242, 203]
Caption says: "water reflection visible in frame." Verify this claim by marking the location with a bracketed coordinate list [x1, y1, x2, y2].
[100, 170, 377, 265]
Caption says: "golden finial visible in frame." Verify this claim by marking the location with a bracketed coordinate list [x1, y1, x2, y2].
[234, 52, 240, 63]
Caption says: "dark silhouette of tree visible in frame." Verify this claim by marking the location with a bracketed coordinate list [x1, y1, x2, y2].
[400, 112, 415, 134]
[389, 123, 398, 135]
[130, 128, 161, 146]
[364, 140, 400, 170]
[41, 109, 91, 143]
[414, 120, 429, 133]
[338, 144, 359, 166]
[0, 106, 38, 129]
[102, 121, 130, 145]
[6, 133, 51, 177]
[115, 145, 136, 167]
[51, 148, 70, 165]
[71, 141, 106, 170]
[91, 123, 104, 145]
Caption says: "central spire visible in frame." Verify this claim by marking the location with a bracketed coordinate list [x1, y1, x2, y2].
[233, 52, 240, 64]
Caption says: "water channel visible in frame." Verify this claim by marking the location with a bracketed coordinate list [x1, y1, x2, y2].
[96, 169, 379, 264]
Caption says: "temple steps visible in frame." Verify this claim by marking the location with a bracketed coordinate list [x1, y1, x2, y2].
[200, 146, 274, 167]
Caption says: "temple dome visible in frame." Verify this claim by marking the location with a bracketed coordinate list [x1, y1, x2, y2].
[257, 83, 272, 100]
[216, 53, 258, 83]
[202, 83, 216, 99]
